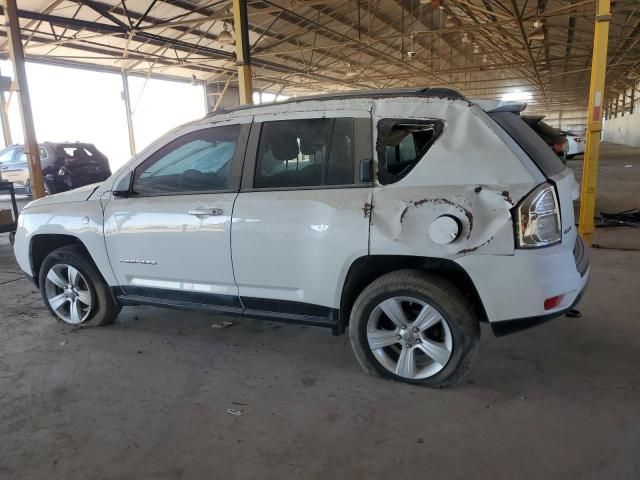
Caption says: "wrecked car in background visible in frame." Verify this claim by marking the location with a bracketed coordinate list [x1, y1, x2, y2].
[562, 130, 586, 159]
[12, 88, 589, 387]
[0, 142, 111, 195]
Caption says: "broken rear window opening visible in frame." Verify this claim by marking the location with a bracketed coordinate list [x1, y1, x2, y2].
[376, 119, 444, 185]
[489, 112, 565, 178]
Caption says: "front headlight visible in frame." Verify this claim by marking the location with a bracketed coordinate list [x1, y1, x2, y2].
[515, 183, 561, 248]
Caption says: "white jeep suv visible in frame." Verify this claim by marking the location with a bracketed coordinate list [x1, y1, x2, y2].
[13, 88, 589, 387]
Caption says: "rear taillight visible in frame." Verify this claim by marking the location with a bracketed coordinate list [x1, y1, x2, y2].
[553, 142, 565, 153]
[515, 183, 561, 248]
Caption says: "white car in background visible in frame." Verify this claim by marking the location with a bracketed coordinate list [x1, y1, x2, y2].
[12, 88, 590, 387]
[562, 131, 585, 159]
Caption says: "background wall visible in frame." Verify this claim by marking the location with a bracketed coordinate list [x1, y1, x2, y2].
[602, 79, 640, 147]
[542, 109, 588, 133]
[604, 111, 640, 147]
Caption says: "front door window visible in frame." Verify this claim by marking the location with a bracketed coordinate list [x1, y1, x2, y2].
[133, 125, 241, 195]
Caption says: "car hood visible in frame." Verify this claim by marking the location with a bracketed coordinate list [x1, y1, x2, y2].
[22, 182, 102, 210]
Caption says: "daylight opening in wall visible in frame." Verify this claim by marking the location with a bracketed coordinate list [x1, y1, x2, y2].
[253, 91, 289, 104]
[501, 90, 533, 102]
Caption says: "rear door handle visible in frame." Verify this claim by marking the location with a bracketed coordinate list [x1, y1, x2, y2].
[188, 207, 224, 216]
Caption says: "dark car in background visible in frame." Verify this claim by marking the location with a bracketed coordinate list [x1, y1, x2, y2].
[521, 115, 568, 161]
[0, 142, 111, 195]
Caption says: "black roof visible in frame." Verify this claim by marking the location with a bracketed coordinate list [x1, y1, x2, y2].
[208, 87, 465, 116]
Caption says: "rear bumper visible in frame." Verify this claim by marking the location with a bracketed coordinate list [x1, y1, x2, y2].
[567, 141, 585, 156]
[455, 235, 590, 328]
[490, 279, 588, 336]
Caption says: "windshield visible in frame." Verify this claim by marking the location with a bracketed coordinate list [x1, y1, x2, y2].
[0, 148, 14, 165]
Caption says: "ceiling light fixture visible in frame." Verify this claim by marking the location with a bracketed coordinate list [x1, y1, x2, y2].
[218, 23, 234, 45]
[529, 20, 545, 41]
[445, 15, 456, 28]
[501, 90, 532, 102]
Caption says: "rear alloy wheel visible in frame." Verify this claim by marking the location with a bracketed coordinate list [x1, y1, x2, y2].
[44, 264, 93, 324]
[349, 270, 480, 387]
[366, 296, 453, 379]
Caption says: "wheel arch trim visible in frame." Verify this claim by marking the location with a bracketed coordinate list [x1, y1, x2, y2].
[337, 254, 488, 335]
[30, 234, 105, 289]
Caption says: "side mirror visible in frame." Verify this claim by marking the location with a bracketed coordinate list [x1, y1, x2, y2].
[112, 171, 133, 198]
[359, 158, 373, 183]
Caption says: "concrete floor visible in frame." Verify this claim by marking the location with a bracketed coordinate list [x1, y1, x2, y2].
[0, 143, 638, 479]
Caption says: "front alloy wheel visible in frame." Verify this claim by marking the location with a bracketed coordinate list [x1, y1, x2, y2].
[39, 245, 122, 326]
[44, 264, 93, 324]
[367, 296, 453, 380]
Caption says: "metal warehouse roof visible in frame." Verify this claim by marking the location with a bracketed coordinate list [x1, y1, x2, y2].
[0, 0, 639, 111]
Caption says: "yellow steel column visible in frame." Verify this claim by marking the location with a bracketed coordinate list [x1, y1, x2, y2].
[3, 0, 45, 198]
[232, 0, 253, 105]
[579, 0, 611, 245]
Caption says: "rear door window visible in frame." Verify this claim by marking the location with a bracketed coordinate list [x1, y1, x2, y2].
[376, 119, 444, 185]
[253, 117, 369, 189]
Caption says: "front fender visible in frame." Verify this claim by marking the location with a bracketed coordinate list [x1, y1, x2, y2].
[13, 200, 117, 286]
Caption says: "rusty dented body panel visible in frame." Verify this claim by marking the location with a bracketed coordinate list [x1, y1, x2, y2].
[369, 184, 533, 257]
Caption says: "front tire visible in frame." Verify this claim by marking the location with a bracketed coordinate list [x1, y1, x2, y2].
[349, 270, 480, 387]
[39, 245, 121, 326]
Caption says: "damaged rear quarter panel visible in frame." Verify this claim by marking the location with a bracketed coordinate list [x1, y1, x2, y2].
[370, 184, 531, 257]
[369, 98, 538, 259]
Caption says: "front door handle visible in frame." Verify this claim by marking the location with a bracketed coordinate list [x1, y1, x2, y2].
[188, 207, 224, 216]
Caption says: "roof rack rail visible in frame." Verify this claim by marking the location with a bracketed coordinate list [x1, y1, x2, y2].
[207, 87, 465, 117]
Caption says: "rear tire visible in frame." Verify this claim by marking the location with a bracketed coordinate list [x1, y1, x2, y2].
[39, 245, 121, 326]
[349, 270, 480, 388]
